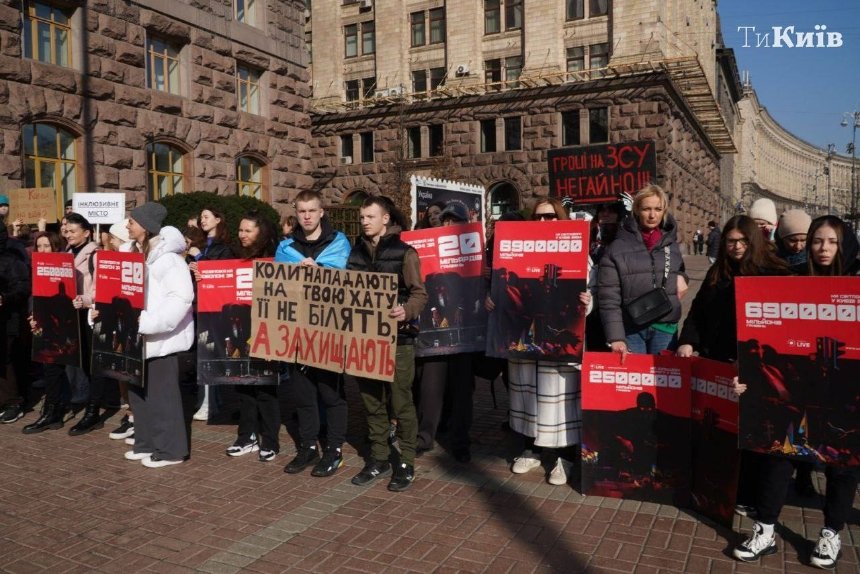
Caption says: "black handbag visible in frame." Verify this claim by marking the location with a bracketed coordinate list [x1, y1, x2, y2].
[626, 246, 673, 327]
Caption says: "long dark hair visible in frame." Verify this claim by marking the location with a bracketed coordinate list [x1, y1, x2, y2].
[235, 210, 277, 260]
[806, 215, 850, 276]
[199, 206, 231, 245]
[415, 200, 446, 229]
[33, 231, 65, 253]
[706, 215, 787, 286]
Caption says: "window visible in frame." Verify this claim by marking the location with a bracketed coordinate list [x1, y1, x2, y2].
[429, 67, 446, 90]
[480, 120, 496, 153]
[146, 142, 184, 199]
[410, 12, 425, 47]
[562, 111, 580, 146]
[361, 21, 375, 55]
[590, 43, 609, 68]
[345, 79, 360, 102]
[361, 77, 376, 99]
[566, 47, 584, 72]
[236, 156, 263, 199]
[236, 65, 261, 114]
[505, 56, 522, 86]
[360, 132, 374, 163]
[412, 70, 427, 94]
[589, 107, 608, 144]
[235, 0, 257, 25]
[146, 37, 181, 95]
[429, 8, 445, 44]
[505, 0, 522, 31]
[429, 125, 444, 157]
[485, 59, 501, 85]
[341, 135, 354, 162]
[566, 0, 584, 20]
[344, 24, 358, 58]
[22, 123, 77, 217]
[484, 0, 500, 34]
[406, 127, 421, 159]
[504, 117, 521, 151]
[23, 1, 73, 67]
[590, 0, 609, 17]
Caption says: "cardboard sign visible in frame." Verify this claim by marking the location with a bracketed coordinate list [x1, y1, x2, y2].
[735, 276, 860, 467]
[486, 220, 590, 362]
[402, 222, 487, 356]
[72, 192, 125, 224]
[31, 252, 80, 366]
[548, 141, 656, 205]
[581, 352, 692, 506]
[7, 187, 57, 223]
[197, 259, 278, 386]
[250, 262, 399, 382]
[91, 251, 145, 386]
[690, 357, 740, 527]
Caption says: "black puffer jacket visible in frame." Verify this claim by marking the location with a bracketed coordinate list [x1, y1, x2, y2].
[598, 213, 687, 343]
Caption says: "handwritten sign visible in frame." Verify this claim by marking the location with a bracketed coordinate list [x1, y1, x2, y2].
[8, 187, 57, 223]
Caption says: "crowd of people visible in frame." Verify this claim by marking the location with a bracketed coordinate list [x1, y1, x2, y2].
[0, 189, 857, 568]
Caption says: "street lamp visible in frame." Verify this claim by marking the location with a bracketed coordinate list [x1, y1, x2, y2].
[825, 143, 835, 215]
[841, 110, 859, 228]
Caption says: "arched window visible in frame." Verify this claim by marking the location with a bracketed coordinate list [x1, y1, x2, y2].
[22, 122, 78, 218]
[236, 156, 263, 199]
[146, 142, 184, 199]
[488, 181, 519, 218]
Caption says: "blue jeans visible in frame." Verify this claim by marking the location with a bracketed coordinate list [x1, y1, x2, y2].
[625, 326, 677, 355]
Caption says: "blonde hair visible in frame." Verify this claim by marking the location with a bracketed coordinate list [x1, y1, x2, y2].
[632, 184, 669, 223]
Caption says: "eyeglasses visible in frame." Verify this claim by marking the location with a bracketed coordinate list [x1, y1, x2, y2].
[535, 213, 558, 221]
[726, 238, 748, 247]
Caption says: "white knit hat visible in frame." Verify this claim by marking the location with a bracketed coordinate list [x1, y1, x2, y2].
[749, 198, 778, 225]
[109, 219, 131, 244]
[777, 209, 812, 239]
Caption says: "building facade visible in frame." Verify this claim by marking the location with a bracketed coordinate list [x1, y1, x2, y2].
[306, 0, 738, 244]
[0, 0, 311, 218]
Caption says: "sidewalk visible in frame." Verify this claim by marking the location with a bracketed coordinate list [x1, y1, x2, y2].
[0, 256, 856, 573]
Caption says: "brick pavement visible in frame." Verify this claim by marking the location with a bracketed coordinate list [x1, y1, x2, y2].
[0, 256, 857, 573]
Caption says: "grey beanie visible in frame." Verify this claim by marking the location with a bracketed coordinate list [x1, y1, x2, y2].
[130, 202, 167, 235]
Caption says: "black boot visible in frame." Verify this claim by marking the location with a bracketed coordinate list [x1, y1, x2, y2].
[23, 404, 67, 434]
[68, 404, 103, 436]
[284, 444, 320, 474]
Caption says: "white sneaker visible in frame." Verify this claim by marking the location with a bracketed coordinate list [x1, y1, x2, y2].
[124, 437, 135, 446]
[733, 522, 777, 562]
[548, 457, 573, 485]
[226, 435, 259, 457]
[142, 456, 183, 468]
[511, 450, 542, 474]
[810, 528, 841, 569]
[124, 450, 151, 461]
[192, 406, 209, 421]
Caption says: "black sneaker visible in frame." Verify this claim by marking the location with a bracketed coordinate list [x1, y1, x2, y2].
[351, 459, 391, 486]
[284, 445, 319, 474]
[311, 447, 344, 477]
[108, 415, 134, 440]
[388, 463, 415, 492]
[0, 405, 24, 424]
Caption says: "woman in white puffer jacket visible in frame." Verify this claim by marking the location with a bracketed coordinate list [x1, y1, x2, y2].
[123, 202, 195, 468]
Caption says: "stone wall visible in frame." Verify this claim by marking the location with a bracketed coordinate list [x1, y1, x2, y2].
[0, 0, 312, 213]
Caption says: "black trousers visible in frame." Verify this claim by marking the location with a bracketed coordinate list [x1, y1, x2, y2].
[236, 384, 281, 452]
[128, 354, 188, 461]
[415, 354, 474, 451]
[42, 363, 70, 407]
[757, 456, 859, 532]
[289, 366, 346, 450]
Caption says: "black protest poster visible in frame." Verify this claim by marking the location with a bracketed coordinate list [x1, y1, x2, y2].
[31, 252, 81, 367]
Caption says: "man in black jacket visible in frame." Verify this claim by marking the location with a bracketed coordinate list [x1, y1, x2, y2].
[705, 221, 720, 264]
[348, 197, 427, 492]
[0, 224, 33, 423]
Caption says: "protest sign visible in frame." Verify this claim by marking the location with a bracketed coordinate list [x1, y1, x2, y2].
[690, 357, 740, 527]
[548, 141, 656, 205]
[410, 175, 485, 227]
[7, 187, 57, 223]
[72, 192, 125, 224]
[250, 262, 399, 382]
[91, 251, 145, 386]
[402, 222, 487, 356]
[486, 220, 589, 362]
[197, 260, 278, 385]
[735, 276, 860, 467]
[31, 252, 80, 366]
[581, 352, 692, 506]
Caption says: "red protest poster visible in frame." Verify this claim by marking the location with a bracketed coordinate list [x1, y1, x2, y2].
[197, 259, 278, 385]
[581, 352, 692, 506]
[735, 276, 860, 467]
[487, 220, 590, 362]
[402, 222, 487, 357]
[91, 251, 145, 386]
[31, 252, 81, 366]
[690, 357, 740, 527]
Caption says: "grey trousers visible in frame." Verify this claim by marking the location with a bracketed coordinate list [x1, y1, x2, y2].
[128, 354, 188, 461]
